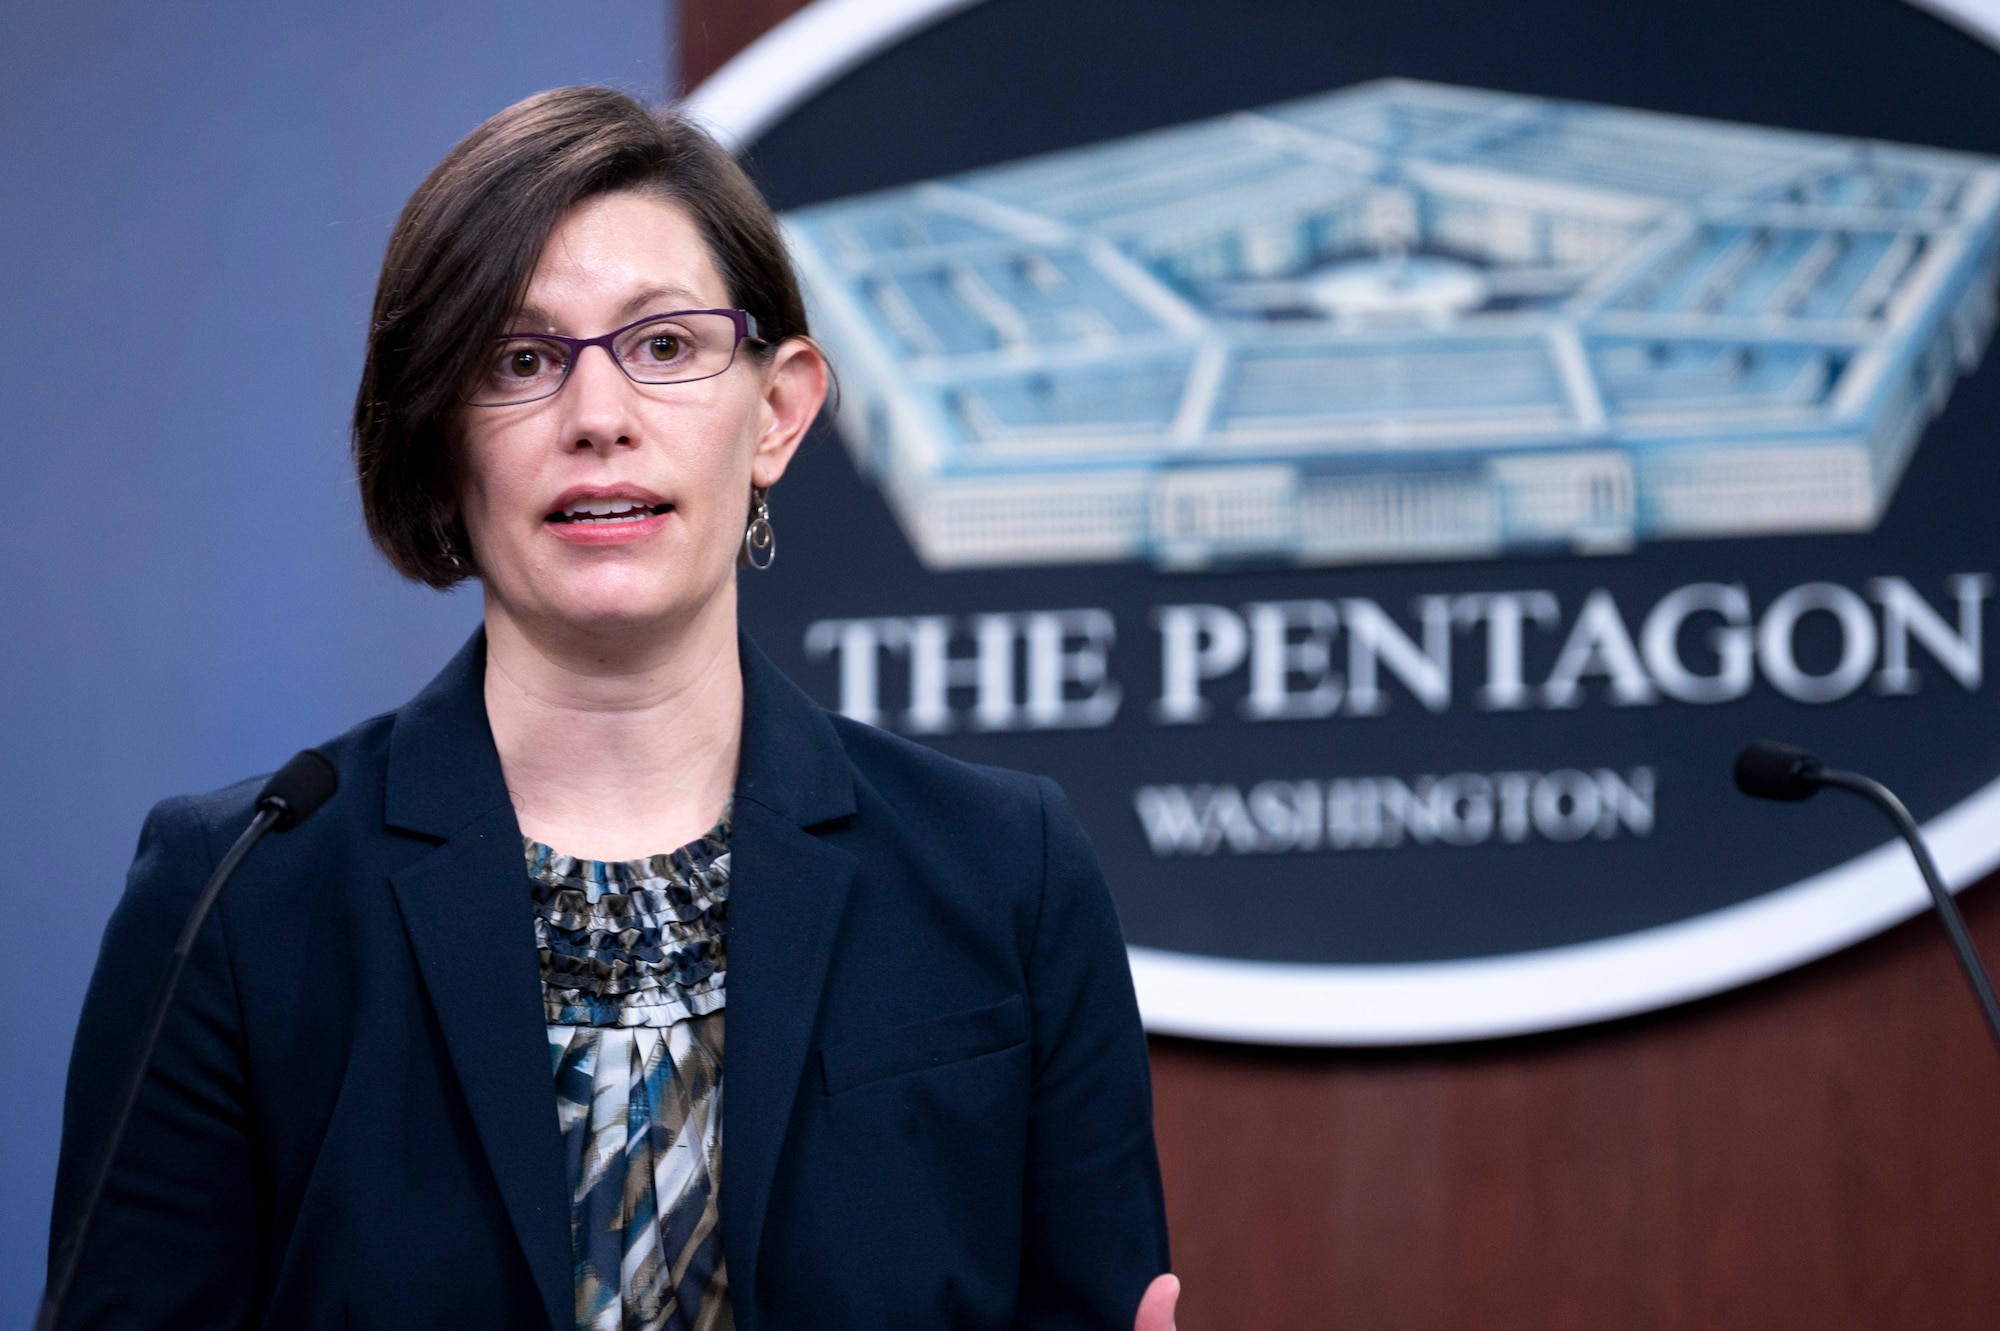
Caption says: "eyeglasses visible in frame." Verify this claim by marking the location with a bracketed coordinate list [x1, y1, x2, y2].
[463, 308, 763, 407]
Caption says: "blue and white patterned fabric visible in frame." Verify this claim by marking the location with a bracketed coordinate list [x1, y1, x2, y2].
[528, 810, 732, 1331]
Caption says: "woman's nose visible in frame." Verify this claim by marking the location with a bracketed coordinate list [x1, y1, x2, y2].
[561, 344, 639, 451]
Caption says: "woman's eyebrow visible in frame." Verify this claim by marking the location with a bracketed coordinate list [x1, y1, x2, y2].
[619, 285, 707, 319]
[502, 287, 710, 334]
[503, 304, 556, 332]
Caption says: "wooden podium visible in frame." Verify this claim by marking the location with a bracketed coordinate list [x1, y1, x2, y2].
[682, 8, 2000, 1324]
[1145, 888, 2000, 1328]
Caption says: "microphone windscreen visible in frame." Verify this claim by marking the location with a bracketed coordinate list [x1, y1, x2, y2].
[257, 749, 340, 830]
[1734, 741, 1823, 802]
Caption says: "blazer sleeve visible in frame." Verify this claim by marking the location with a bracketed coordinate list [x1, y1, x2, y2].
[1016, 777, 1172, 1331]
[48, 796, 263, 1329]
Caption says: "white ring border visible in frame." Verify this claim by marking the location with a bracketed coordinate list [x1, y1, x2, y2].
[687, 0, 2000, 1044]
[684, 0, 2000, 150]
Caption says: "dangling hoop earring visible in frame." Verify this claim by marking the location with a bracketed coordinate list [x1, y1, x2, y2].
[742, 486, 776, 570]
[434, 519, 467, 574]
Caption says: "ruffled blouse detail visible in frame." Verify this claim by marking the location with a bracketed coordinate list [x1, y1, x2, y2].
[529, 812, 734, 1331]
[527, 808, 730, 1029]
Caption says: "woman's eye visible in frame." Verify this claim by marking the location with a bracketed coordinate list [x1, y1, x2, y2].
[494, 343, 560, 380]
[645, 335, 683, 362]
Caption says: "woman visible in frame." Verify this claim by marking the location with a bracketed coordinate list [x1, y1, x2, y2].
[49, 88, 1176, 1330]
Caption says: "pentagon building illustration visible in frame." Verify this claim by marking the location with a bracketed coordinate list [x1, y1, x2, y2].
[782, 79, 2000, 570]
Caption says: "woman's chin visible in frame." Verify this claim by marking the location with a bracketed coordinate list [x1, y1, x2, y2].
[522, 577, 724, 643]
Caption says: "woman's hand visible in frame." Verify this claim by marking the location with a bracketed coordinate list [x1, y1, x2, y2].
[1135, 1273, 1180, 1331]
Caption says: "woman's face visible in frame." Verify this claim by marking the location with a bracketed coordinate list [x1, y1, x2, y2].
[456, 190, 824, 646]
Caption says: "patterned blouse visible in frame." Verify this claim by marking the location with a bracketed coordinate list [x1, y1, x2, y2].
[527, 809, 734, 1331]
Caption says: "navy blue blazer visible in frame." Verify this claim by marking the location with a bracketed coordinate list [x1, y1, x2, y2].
[50, 633, 1169, 1330]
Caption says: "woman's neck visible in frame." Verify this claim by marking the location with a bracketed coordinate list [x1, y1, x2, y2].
[481, 588, 744, 862]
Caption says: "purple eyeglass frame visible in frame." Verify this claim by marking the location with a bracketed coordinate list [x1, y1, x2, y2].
[466, 307, 764, 406]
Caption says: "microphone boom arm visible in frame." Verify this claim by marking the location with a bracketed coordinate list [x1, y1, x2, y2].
[37, 747, 336, 1331]
[1812, 766, 2000, 1054]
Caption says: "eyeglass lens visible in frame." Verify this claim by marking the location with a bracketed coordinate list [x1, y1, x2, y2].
[466, 311, 744, 406]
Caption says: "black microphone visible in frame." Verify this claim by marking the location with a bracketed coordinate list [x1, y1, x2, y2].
[37, 749, 339, 1331]
[1735, 740, 2000, 1055]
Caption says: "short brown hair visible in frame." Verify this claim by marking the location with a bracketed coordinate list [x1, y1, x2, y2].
[352, 86, 809, 588]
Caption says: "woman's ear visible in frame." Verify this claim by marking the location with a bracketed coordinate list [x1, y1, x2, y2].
[750, 338, 830, 489]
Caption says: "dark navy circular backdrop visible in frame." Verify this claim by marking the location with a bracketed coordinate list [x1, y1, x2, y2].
[734, 0, 2000, 965]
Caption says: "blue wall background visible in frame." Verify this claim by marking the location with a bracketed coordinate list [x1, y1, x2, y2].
[0, 3, 670, 1314]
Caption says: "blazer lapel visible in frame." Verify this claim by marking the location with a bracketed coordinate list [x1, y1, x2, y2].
[720, 637, 858, 1331]
[384, 633, 574, 1331]
[379, 632, 858, 1331]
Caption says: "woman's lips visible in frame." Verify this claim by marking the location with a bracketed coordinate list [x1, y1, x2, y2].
[544, 502, 674, 545]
